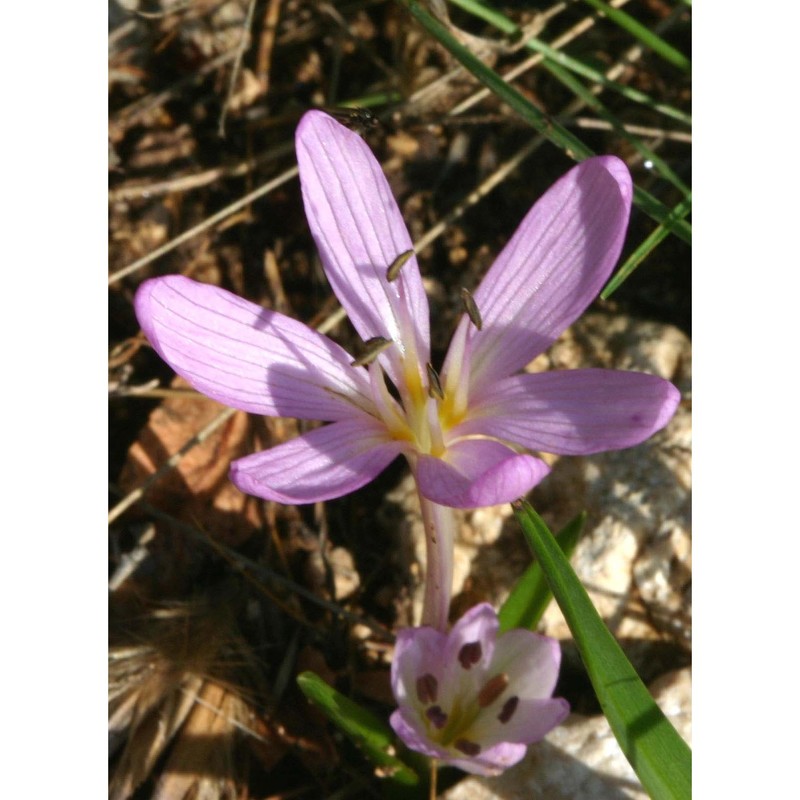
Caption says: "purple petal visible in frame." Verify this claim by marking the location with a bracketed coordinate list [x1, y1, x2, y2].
[415, 440, 549, 508]
[391, 626, 447, 709]
[490, 629, 563, 699]
[296, 111, 430, 387]
[460, 369, 681, 455]
[229, 418, 402, 503]
[444, 603, 499, 672]
[389, 709, 451, 762]
[444, 738, 529, 777]
[434, 603, 499, 709]
[134, 275, 375, 421]
[470, 629, 568, 746]
[389, 710, 528, 777]
[476, 697, 570, 748]
[462, 156, 632, 390]
[455, 741, 529, 776]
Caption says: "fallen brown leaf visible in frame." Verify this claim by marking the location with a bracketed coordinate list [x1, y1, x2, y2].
[119, 376, 261, 547]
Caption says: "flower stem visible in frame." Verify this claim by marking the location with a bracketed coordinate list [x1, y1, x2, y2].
[417, 492, 457, 631]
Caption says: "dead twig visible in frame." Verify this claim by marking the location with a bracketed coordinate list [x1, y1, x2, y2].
[218, 0, 259, 137]
[108, 164, 298, 285]
[107, 407, 237, 524]
[572, 117, 691, 142]
[108, 142, 294, 202]
[255, 0, 284, 95]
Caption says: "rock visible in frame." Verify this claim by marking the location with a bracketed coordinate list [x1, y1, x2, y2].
[329, 546, 361, 600]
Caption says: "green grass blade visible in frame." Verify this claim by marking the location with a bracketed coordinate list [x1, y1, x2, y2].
[540, 58, 690, 197]
[578, 0, 691, 72]
[396, 0, 691, 244]
[632, 185, 690, 245]
[297, 671, 420, 787]
[449, 0, 691, 127]
[602, 193, 692, 298]
[498, 511, 585, 633]
[401, 0, 591, 155]
[511, 501, 691, 800]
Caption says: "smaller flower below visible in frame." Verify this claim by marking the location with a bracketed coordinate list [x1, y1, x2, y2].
[390, 603, 569, 776]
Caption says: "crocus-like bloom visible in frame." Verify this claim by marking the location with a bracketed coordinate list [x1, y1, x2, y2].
[390, 603, 569, 775]
[134, 110, 679, 513]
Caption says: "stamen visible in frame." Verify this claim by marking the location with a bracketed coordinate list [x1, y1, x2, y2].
[416, 673, 439, 705]
[457, 641, 482, 670]
[498, 695, 519, 724]
[439, 319, 470, 425]
[426, 705, 448, 729]
[386, 249, 415, 282]
[367, 361, 408, 437]
[426, 362, 445, 400]
[350, 336, 393, 367]
[454, 739, 482, 756]
[477, 673, 509, 708]
[460, 287, 483, 330]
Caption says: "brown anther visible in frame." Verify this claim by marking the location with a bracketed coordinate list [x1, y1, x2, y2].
[457, 641, 482, 670]
[416, 673, 439, 705]
[350, 336, 393, 367]
[477, 673, 509, 708]
[386, 249, 415, 282]
[454, 739, 482, 756]
[497, 695, 519, 724]
[426, 362, 445, 400]
[460, 287, 483, 330]
[425, 705, 448, 729]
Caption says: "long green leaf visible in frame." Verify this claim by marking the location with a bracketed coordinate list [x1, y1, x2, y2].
[498, 511, 585, 633]
[449, 0, 691, 126]
[602, 193, 692, 298]
[297, 671, 419, 787]
[395, 0, 691, 245]
[511, 501, 691, 800]
[541, 59, 690, 198]
[578, 0, 691, 72]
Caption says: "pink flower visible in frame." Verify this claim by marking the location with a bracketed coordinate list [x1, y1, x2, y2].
[390, 603, 569, 775]
[134, 110, 679, 510]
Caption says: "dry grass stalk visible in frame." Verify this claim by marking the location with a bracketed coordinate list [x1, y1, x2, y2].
[109, 592, 285, 800]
